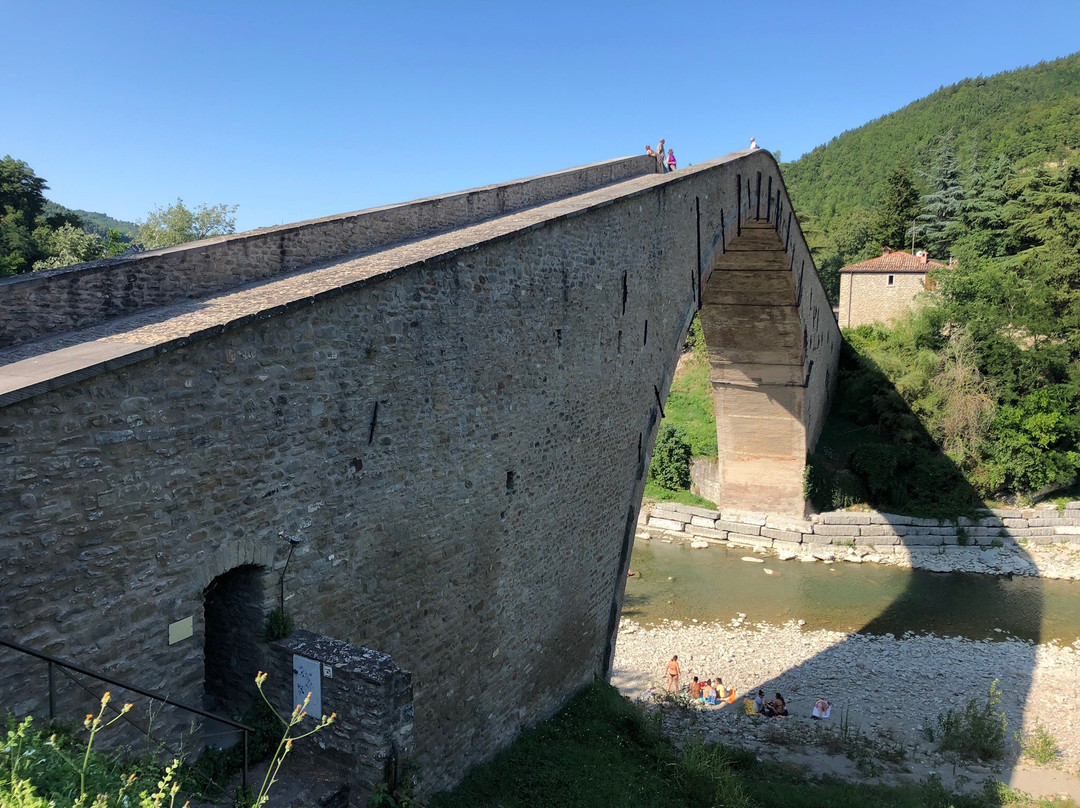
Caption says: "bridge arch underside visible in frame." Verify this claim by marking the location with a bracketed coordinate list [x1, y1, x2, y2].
[700, 221, 809, 517]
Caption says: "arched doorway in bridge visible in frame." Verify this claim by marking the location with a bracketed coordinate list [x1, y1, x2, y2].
[202, 564, 267, 712]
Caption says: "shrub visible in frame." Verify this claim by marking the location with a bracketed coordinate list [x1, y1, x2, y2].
[684, 315, 707, 359]
[649, 425, 692, 491]
[262, 606, 294, 641]
[935, 680, 1007, 761]
[1016, 722, 1059, 765]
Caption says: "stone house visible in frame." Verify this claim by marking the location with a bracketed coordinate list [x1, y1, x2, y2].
[838, 248, 947, 328]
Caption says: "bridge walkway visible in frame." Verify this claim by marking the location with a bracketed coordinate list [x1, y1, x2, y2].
[0, 169, 677, 408]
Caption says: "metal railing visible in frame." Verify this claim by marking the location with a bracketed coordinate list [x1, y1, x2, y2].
[0, 636, 253, 794]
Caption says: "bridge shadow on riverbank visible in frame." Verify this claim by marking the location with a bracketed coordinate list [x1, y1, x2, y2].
[618, 338, 1058, 792]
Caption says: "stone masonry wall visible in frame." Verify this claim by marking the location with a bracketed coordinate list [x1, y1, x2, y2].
[640, 501, 1080, 561]
[0, 150, 835, 794]
[0, 156, 656, 349]
[838, 270, 926, 328]
[266, 631, 413, 797]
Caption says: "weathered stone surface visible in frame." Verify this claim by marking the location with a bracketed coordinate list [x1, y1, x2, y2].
[0, 151, 842, 796]
[686, 525, 728, 542]
[818, 512, 872, 525]
[716, 520, 761, 535]
[810, 524, 859, 537]
[649, 516, 688, 531]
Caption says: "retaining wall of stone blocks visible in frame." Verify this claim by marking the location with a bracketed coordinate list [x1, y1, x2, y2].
[639, 502, 1080, 553]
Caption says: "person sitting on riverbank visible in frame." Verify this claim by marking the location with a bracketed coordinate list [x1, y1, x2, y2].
[762, 693, 788, 717]
[753, 689, 765, 714]
[704, 680, 719, 705]
[812, 698, 832, 719]
[723, 684, 738, 704]
[689, 676, 701, 701]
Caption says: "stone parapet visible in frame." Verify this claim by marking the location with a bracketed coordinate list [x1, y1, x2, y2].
[0, 156, 657, 350]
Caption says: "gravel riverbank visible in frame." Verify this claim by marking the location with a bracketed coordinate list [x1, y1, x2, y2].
[612, 619, 1080, 799]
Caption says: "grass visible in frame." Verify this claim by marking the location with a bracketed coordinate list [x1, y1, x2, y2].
[643, 480, 717, 509]
[662, 352, 717, 460]
[424, 680, 1069, 808]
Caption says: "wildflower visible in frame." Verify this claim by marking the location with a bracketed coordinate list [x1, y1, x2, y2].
[255, 671, 268, 687]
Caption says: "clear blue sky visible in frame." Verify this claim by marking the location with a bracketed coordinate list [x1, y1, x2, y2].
[6, 0, 1080, 232]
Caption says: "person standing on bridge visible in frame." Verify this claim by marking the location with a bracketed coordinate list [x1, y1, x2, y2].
[667, 148, 677, 172]
[656, 138, 667, 172]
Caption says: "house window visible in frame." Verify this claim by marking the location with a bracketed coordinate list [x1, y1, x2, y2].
[887, 275, 894, 286]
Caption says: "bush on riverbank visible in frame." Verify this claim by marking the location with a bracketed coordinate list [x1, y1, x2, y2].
[649, 425, 693, 491]
[925, 680, 1008, 762]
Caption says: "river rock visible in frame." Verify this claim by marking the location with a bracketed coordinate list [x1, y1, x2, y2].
[741, 556, 765, 563]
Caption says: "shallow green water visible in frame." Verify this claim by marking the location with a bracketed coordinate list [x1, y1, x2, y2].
[622, 539, 1080, 644]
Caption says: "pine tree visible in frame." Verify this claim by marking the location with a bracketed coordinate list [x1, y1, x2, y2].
[871, 167, 920, 252]
[916, 135, 966, 258]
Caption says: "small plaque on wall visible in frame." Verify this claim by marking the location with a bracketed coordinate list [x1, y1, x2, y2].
[168, 617, 193, 645]
[292, 654, 322, 718]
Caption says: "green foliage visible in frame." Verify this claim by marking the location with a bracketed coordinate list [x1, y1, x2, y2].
[872, 166, 921, 252]
[0, 157, 140, 275]
[0, 155, 49, 275]
[649, 425, 691, 492]
[43, 201, 138, 239]
[137, 198, 238, 249]
[0, 702, 176, 808]
[684, 315, 706, 359]
[642, 481, 716, 509]
[813, 329, 983, 518]
[934, 680, 1007, 761]
[32, 223, 105, 270]
[785, 53, 1080, 240]
[262, 606, 295, 641]
[1015, 722, 1059, 765]
[661, 352, 718, 460]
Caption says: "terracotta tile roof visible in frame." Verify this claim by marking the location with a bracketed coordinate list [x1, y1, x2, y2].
[841, 251, 947, 274]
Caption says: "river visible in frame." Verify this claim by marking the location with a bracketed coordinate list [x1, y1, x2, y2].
[623, 538, 1080, 644]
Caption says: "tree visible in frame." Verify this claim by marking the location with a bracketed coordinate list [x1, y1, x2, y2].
[871, 167, 920, 252]
[137, 198, 238, 249]
[649, 425, 692, 491]
[32, 223, 105, 270]
[0, 155, 49, 275]
[916, 135, 966, 258]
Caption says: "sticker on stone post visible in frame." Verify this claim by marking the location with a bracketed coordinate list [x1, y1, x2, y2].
[292, 654, 322, 718]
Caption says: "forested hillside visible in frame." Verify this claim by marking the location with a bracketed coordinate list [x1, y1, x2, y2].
[42, 202, 138, 239]
[785, 52, 1080, 238]
[778, 53, 1080, 512]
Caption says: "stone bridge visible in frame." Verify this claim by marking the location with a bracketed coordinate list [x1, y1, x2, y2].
[0, 151, 839, 794]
